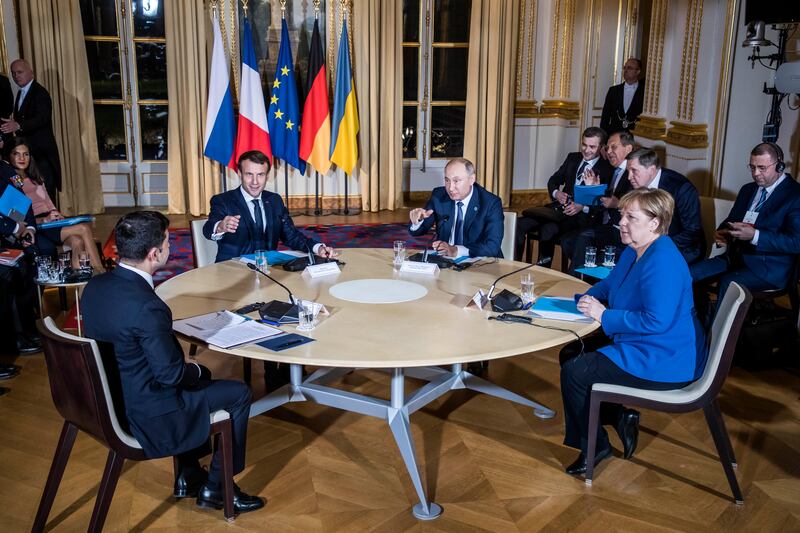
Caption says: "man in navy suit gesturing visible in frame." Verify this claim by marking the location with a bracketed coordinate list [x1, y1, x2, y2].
[409, 157, 504, 258]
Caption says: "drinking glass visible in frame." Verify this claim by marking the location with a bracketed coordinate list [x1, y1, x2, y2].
[35, 255, 51, 282]
[584, 246, 597, 268]
[58, 251, 71, 271]
[79, 251, 92, 273]
[254, 249, 269, 275]
[520, 272, 535, 306]
[602, 245, 616, 267]
[296, 300, 316, 332]
[393, 240, 406, 270]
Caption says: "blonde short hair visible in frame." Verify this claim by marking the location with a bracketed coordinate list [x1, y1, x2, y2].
[618, 188, 674, 236]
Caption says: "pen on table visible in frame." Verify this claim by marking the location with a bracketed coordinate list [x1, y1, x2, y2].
[259, 319, 282, 327]
[277, 339, 303, 349]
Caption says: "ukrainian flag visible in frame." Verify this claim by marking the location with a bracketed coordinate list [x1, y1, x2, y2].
[330, 20, 359, 174]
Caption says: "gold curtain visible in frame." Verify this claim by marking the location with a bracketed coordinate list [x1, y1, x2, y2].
[17, 0, 103, 215]
[165, 1, 221, 215]
[351, 0, 403, 212]
[463, 0, 520, 206]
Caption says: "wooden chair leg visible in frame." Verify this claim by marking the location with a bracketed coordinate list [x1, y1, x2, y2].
[32, 422, 78, 533]
[243, 359, 252, 385]
[213, 420, 236, 522]
[87, 451, 126, 533]
[525, 234, 534, 264]
[584, 393, 602, 484]
[58, 287, 68, 311]
[559, 245, 569, 273]
[703, 403, 744, 504]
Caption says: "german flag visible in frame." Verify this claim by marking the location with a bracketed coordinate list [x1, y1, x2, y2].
[299, 19, 331, 174]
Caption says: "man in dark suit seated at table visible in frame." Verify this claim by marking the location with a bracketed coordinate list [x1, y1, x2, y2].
[409, 157, 504, 259]
[691, 142, 800, 316]
[81, 211, 264, 514]
[514, 127, 614, 264]
[203, 149, 337, 391]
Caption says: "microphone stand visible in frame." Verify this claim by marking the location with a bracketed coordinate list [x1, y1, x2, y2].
[247, 262, 296, 304]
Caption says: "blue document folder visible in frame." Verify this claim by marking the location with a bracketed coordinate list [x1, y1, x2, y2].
[528, 296, 593, 322]
[0, 184, 32, 222]
[38, 215, 95, 230]
[240, 250, 299, 265]
[573, 184, 606, 206]
[575, 266, 612, 279]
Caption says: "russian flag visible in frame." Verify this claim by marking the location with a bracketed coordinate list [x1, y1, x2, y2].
[330, 20, 359, 175]
[233, 17, 272, 165]
[203, 11, 236, 168]
[299, 19, 331, 174]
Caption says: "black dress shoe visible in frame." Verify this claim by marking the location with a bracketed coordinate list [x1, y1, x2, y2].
[0, 364, 21, 380]
[565, 447, 611, 475]
[16, 336, 42, 355]
[196, 483, 265, 514]
[174, 466, 208, 499]
[615, 408, 640, 459]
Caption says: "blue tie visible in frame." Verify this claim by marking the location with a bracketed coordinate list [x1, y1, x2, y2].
[755, 187, 767, 211]
[454, 201, 464, 246]
[252, 199, 266, 249]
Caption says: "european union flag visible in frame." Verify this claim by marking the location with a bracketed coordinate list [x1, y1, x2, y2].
[267, 18, 306, 174]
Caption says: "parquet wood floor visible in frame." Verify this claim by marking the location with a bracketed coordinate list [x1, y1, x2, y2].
[1, 209, 798, 531]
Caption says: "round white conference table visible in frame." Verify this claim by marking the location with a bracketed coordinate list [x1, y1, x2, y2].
[156, 248, 597, 520]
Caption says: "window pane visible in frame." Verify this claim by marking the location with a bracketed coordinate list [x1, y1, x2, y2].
[135, 42, 167, 100]
[431, 48, 468, 101]
[80, 0, 118, 36]
[131, 0, 165, 38]
[94, 104, 127, 160]
[85, 42, 122, 99]
[403, 47, 419, 102]
[430, 106, 465, 158]
[433, 0, 471, 42]
[403, 0, 420, 42]
[402, 105, 418, 158]
[139, 104, 168, 160]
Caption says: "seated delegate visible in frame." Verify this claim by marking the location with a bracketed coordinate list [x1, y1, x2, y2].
[560, 188, 706, 475]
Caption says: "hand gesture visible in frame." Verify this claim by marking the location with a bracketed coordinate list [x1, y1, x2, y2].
[582, 168, 600, 185]
[219, 215, 240, 233]
[563, 202, 583, 216]
[0, 117, 20, 134]
[577, 294, 606, 322]
[432, 240, 457, 258]
[727, 222, 755, 241]
[600, 196, 619, 209]
[410, 208, 433, 225]
[554, 191, 569, 205]
[714, 228, 731, 245]
[316, 245, 339, 259]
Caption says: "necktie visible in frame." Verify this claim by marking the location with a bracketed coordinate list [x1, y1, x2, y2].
[602, 168, 623, 225]
[14, 89, 21, 113]
[252, 199, 266, 249]
[754, 187, 768, 211]
[454, 201, 464, 246]
[575, 161, 588, 185]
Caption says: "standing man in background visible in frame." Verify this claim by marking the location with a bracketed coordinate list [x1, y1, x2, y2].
[600, 58, 645, 134]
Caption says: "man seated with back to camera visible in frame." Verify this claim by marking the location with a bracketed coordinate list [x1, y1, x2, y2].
[81, 211, 264, 514]
[514, 127, 613, 265]
[690, 142, 800, 323]
[203, 150, 337, 391]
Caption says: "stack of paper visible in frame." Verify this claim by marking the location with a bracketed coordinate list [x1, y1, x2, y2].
[529, 296, 593, 323]
[174, 310, 282, 348]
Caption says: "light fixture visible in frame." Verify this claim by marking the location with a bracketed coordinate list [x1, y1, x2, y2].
[742, 21, 772, 48]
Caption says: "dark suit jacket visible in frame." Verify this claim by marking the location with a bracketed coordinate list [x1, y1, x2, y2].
[546, 152, 614, 200]
[409, 184, 504, 258]
[15, 80, 61, 190]
[0, 161, 36, 239]
[600, 79, 645, 134]
[203, 187, 319, 262]
[590, 166, 633, 225]
[81, 266, 210, 458]
[722, 175, 800, 288]
[657, 168, 705, 265]
[0, 75, 12, 121]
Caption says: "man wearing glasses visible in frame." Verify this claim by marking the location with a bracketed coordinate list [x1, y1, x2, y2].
[600, 58, 644, 134]
[691, 142, 800, 308]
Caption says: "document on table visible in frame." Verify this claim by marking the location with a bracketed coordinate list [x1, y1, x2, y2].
[174, 310, 282, 348]
[528, 296, 594, 323]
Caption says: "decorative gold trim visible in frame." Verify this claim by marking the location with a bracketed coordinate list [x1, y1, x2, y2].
[710, 0, 739, 196]
[514, 100, 539, 118]
[549, 0, 561, 97]
[0, 0, 7, 74]
[689, 0, 703, 122]
[516, 0, 526, 98]
[287, 195, 363, 212]
[527, 0, 536, 98]
[666, 121, 709, 148]
[635, 115, 667, 140]
[644, 0, 668, 115]
[509, 189, 550, 210]
[539, 99, 580, 119]
[623, 0, 638, 62]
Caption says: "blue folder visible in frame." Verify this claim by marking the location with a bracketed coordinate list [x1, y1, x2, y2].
[38, 215, 95, 230]
[574, 266, 612, 279]
[240, 250, 300, 265]
[0, 184, 32, 222]
[573, 184, 606, 206]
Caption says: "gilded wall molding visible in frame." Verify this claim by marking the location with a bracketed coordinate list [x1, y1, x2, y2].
[549, 0, 562, 97]
[0, 0, 7, 74]
[635, 115, 668, 140]
[677, 0, 704, 121]
[539, 99, 580, 119]
[710, 0, 739, 195]
[516, 0, 537, 100]
[527, 0, 536, 97]
[666, 121, 708, 148]
[516, 0, 526, 98]
[560, 0, 576, 98]
[514, 100, 539, 118]
[644, 0, 668, 115]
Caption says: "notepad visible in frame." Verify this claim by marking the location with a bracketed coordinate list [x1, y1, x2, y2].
[529, 297, 593, 323]
[0, 183, 31, 222]
[573, 184, 606, 206]
[174, 310, 282, 348]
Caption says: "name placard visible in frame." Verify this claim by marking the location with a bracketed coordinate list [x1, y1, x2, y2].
[464, 289, 489, 310]
[400, 260, 439, 275]
[304, 262, 341, 278]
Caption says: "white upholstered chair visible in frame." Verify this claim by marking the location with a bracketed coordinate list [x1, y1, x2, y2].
[191, 218, 217, 267]
[501, 211, 517, 260]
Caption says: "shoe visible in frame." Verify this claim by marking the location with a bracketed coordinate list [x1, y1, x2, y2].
[196, 483, 265, 514]
[173, 465, 208, 499]
[466, 361, 487, 376]
[16, 336, 42, 355]
[615, 408, 640, 459]
[0, 365, 21, 380]
[565, 447, 611, 475]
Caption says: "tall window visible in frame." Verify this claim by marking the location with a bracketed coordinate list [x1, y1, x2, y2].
[403, 0, 471, 163]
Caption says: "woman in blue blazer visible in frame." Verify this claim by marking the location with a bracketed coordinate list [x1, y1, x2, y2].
[560, 188, 706, 475]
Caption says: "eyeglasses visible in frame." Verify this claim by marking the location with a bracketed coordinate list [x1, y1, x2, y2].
[746, 161, 777, 173]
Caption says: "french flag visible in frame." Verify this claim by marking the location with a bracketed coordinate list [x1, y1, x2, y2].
[203, 11, 236, 168]
[233, 17, 272, 164]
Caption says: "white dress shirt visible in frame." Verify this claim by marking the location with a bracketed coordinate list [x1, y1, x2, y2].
[118, 261, 154, 289]
[15, 79, 33, 111]
[623, 81, 638, 113]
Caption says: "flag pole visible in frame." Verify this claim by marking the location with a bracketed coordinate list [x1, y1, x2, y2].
[283, 159, 290, 208]
[314, 170, 321, 215]
[219, 162, 227, 192]
[343, 172, 350, 215]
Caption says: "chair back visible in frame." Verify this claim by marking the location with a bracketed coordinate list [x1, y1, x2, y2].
[191, 218, 217, 267]
[699, 196, 733, 257]
[501, 211, 516, 260]
[37, 317, 143, 455]
[684, 283, 751, 402]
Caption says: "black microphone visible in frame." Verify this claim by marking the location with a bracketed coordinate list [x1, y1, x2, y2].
[423, 214, 450, 262]
[247, 262, 295, 303]
[486, 263, 534, 312]
[306, 241, 316, 265]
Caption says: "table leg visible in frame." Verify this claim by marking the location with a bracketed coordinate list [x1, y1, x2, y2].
[460, 370, 556, 419]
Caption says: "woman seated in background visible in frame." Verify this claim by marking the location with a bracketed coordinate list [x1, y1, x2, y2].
[6, 138, 105, 271]
[560, 188, 706, 475]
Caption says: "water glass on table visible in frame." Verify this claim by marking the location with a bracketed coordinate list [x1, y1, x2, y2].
[78, 251, 92, 275]
[602, 245, 616, 267]
[296, 300, 316, 332]
[520, 272, 535, 306]
[393, 240, 406, 269]
[254, 249, 269, 275]
[35, 255, 52, 282]
[584, 246, 597, 268]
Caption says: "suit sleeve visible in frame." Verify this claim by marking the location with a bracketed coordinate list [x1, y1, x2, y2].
[134, 298, 199, 388]
[18, 86, 52, 135]
[547, 157, 572, 197]
[1, 214, 15, 236]
[278, 201, 319, 252]
[600, 88, 614, 133]
[755, 199, 800, 254]
[600, 248, 684, 335]
[203, 194, 228, 239]
[671, 181, 704, 257]
[466, 194, 504, 258]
